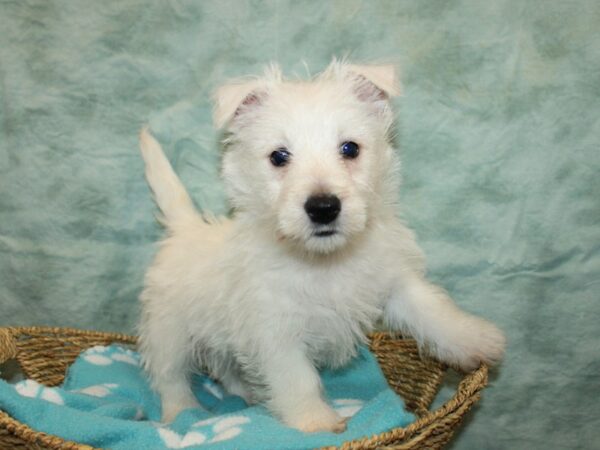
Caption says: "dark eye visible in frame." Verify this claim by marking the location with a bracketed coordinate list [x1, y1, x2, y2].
[340, 141, 360, 159]
[270, 148, 291, 167]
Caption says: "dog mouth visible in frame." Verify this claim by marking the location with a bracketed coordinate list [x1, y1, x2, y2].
[313, 229, 337, 237]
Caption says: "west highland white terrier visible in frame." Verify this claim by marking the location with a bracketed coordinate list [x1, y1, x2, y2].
[138, 60, 505, 433]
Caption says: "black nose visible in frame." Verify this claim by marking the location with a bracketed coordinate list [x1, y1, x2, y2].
[304, 194, 341, 224]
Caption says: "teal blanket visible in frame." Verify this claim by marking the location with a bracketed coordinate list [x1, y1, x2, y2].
[1, 1, 599, 449]
[0, 345, 413, 449]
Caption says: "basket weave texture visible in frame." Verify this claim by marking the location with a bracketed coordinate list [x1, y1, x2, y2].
[0, 327, 488, 450]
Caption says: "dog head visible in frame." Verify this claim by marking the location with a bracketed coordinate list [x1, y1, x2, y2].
[214, 60, 401, 254]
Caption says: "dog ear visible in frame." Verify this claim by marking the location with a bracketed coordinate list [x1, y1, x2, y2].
[346, 64, 401, 102]
[213, 64, 283, 129]
[213, 79, 265, 129]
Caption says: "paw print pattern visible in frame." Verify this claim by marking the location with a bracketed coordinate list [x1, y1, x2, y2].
[193, 415, 250, 443]
[158, 428, 207, 448]
[15, 380, 64, 405]
[157, 415, 251, 448]
[82, 345, 140, 366]
[73, 383, 119, 398]
[333, 398, 364, 418]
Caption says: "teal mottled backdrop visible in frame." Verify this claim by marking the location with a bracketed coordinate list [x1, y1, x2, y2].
[1, 1, 599, 448]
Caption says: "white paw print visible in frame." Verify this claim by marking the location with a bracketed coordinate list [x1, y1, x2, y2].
[73, 383, 119, 398]
[193, 415, 250, 443]
[15, 380, 64, 405]
[333, 398, 364, 418]
[82, 345, 140, 366]
[158, 428, 206, 448]
[157, 415, 251, 448]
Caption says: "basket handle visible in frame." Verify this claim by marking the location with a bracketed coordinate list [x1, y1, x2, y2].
[431, 364, 489, 421]
[0, 328, 18, 365]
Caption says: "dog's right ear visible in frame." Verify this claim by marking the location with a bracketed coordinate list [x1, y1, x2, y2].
[213, 79, 265, 129]
[213, 64, 283, 129]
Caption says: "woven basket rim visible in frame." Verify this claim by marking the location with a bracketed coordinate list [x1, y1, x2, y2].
[0, 326, 488, 450]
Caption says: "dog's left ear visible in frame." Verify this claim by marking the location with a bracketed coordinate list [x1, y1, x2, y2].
[346, 64, 401, 103]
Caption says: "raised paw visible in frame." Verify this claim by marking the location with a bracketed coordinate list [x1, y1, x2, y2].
[436, 316, 506, 372]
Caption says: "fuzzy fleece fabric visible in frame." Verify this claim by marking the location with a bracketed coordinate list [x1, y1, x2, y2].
[0, 1, 599, 449]
[0, 344, 414, 449]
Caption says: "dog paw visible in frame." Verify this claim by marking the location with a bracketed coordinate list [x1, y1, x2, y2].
[286, 404, 347, 434]
[161, 405, 183, 424]
[437, 316, 506, 372]
[161, 397, 202, 423]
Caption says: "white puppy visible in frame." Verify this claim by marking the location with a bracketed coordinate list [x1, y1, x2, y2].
[138, 60, 505, 433]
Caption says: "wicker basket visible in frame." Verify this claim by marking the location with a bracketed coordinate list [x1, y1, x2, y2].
[0, 327, 488, 450]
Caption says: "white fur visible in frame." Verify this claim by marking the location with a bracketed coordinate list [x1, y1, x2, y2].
[138, 60, 505, 433]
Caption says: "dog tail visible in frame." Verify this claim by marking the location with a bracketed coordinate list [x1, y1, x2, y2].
[139, 127, 199, 227]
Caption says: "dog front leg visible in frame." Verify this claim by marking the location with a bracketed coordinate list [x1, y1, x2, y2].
[260, 346, 346, 433]
[383, 272, 505, 371]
